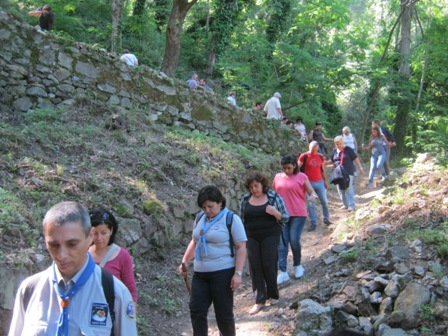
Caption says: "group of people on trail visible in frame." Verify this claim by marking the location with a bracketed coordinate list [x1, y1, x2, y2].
[9, 202, 138, 336]
[177, 120, 395, 334]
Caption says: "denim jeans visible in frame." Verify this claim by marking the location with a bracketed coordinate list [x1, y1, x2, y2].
[307, 180, 330, 225]
[318, 142, 327, 155]
[337, 175, 355, 209]
[190, 268, 235, 336]
[278, 216, 306, 272]
[368, 153, 387, 183]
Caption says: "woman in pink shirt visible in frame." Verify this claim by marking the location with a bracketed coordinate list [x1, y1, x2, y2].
[273, 155, 317, 284]
[89, 209, 138, 303]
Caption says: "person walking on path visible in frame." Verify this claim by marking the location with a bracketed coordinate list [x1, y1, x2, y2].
[297, 141, 332, 231]
[89, 208, 138, 303]
[240, 171, 290, 315]
[308, 122, 332, 155]
[362, 126, 391, 189]
[179, 185, 247, 336]
[8, 201, 137, 336]
[372, 119, 396, 176]
[342, 126, 358, 153]
[273, 155, 318, 285]
[264, 92, 283, 120]
[330, 136, 364, 212]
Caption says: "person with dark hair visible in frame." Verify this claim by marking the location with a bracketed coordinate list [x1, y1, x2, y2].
[8, 201, 137, 336]
[28, 5, 55, 31]
[308, 122, 332, 155]
[372, 119, 396, 176]
[294, 117, 307, 142]
[240, 171, 289, 315]
[179, 185, 247, 336]
[273, 155, 317, 284]
[362, 126, 391, 188]
[89, 208, 138, 303]
[227, 92, 237, 106]
[253, 102, 262, 111]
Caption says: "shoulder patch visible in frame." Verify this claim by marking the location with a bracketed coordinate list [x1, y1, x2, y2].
[126, 301, 136, 320]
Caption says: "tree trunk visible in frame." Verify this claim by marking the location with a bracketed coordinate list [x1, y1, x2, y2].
[392, 0, 417, 156]
[111, 0, 125, 52]
[160, 0, 198, 77]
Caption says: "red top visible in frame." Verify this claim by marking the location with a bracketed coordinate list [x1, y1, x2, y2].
[99, 247, 138, 302]
[298, 152, 325, 182]
[273, 172, 308, 216]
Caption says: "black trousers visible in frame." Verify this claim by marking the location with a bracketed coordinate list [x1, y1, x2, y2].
[247, 234, 280, 304]
[190, 267, 235, 336]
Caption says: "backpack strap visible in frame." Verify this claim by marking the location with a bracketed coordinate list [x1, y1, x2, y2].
[300, 154, 308, 172]
[226, 211, 235, 257]
[101, 268, 115, 336]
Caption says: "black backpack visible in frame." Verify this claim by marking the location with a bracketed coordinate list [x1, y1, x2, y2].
[195, 211, 235, 257]
[23, 268, 115, 335]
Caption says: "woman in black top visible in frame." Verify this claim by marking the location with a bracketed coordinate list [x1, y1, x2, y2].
[240, 171, 289, 315]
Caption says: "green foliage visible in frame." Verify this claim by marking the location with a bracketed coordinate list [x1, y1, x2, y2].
[339, 247, 359, 263]
[143, 200, 163, 216]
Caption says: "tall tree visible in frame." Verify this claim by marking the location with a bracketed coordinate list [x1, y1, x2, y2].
[392, 0, 419, 155]
[111, 0, 125, 52]
[161, 0, 198, 77]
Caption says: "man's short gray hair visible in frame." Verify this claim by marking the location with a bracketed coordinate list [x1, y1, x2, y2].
[309, 141, 319, 151]
[274, 92, 281, 98]
[43, 201, 91, 237]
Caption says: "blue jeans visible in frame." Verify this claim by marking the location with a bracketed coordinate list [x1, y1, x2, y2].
[278, 216, 306, 272]
[368, 153, 387, 183]
[190, 268, 235, 336]
[307, 180, 330, 225]
[337, 175, 355, 209]
[318, 142, 327, 155]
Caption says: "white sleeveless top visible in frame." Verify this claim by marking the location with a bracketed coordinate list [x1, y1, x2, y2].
[343, 134, 356, 151]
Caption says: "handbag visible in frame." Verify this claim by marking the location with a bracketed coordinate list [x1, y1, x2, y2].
[330, 150, 350, 190]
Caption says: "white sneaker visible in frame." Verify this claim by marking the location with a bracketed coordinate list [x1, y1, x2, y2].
[277, 271, 290, 285]
[340, 205, 348, 209]
[294, 265, 304, 279]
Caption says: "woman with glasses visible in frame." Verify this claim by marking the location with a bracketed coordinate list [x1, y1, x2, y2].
[89, 208, 138, 303]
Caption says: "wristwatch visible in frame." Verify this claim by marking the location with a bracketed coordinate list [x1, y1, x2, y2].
[235, 270, 243, 276]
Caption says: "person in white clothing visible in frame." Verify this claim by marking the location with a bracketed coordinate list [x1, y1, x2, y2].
[8, 201, 137, 336]
[120, 50, 138, 67]
[227, 92, 237, 106]
[264, 92, 283, 120]
[342, 126, 358, 153]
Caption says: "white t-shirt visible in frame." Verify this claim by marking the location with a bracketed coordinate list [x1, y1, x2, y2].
[264, 97, 282, 119]
[120, 53, 138, 67]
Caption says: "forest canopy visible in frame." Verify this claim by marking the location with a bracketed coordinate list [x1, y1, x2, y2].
[4, 0, 448, 164]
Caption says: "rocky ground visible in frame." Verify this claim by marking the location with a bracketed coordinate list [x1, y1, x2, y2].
[138, 160, 448, 336]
